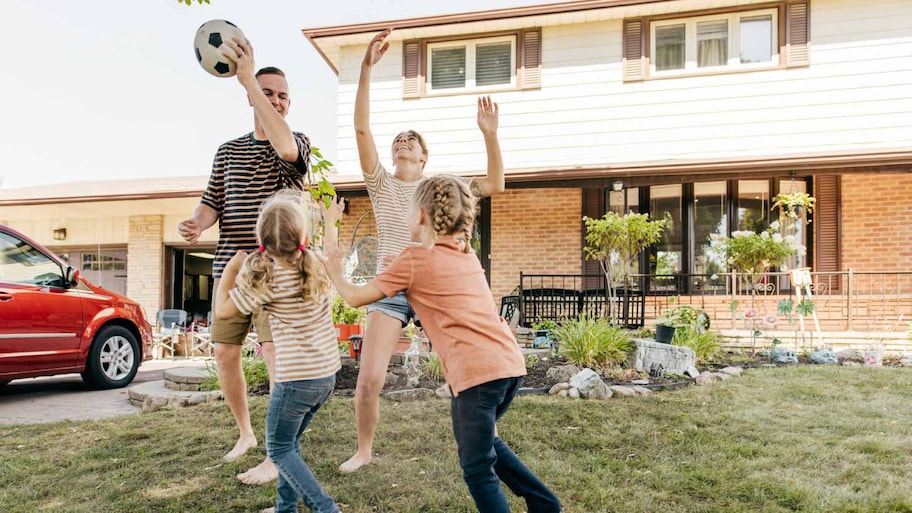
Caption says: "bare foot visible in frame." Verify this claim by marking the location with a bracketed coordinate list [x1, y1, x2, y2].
[338, 453, 372, 473]
[224, 435, 257, 462]
[238, 458, 278, 485]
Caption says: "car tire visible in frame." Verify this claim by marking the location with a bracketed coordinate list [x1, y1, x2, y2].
[81, 325, 141, 389]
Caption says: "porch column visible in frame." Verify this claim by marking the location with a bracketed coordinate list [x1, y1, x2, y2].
[128, 215, 164, 316]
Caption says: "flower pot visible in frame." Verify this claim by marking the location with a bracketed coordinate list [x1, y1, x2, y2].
[335, 323, 363, 343]
[655, 324, 675, 344]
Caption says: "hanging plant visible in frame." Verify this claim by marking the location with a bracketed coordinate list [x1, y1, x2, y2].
[772, 191, 816, 220]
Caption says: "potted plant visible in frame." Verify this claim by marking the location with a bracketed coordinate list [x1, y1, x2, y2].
[332, 294, 366, 343]
[584, 212, 666, 325]
[710, 223, 803, 353]
[772, 191, 815, 220]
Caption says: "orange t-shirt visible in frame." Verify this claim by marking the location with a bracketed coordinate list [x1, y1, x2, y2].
[370, 236, 526, 396]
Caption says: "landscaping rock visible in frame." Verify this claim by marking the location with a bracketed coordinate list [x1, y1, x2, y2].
[631, 386, 652, 396]
[549, 383, 571, 395]
[568, 388, 581, 399]
[694, 373, 724, 386]
[771, 347, 798, 364]
[587, 382, 612, 400]
[628, 338, 696, 375]
[546, 365, 581, 383]
[809, 349, 838, 365]
[842, 361, 862, 367]
[569, 369, 602, 394]
[609, 386, 636, 397]
[836, 349, 865, 363]
[686, 366, 701, 378]
[435, 384, 452, 398]
[719, 366, 743, 376]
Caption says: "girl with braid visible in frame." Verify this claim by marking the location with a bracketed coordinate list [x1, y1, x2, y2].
[216, 190, 344, 513]
[318, 176, 561, 513]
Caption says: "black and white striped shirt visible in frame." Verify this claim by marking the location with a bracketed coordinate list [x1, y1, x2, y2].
[201, 132, 310, 278]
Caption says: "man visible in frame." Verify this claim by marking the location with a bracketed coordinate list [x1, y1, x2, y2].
[178, 36, 309, 486]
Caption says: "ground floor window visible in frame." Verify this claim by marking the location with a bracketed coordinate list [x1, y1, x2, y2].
[601, 177, 810, 294]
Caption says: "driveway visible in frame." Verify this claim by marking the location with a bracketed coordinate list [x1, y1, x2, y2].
[0, 359, 208, 425]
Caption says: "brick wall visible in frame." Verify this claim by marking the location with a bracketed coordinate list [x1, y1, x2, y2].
[490, 188, 582, 300]
[127, 215, 164, 315]
[840, 174, 912, 271]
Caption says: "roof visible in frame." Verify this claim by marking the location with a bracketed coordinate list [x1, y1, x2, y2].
[2, 150, 911, 206]
[301, 0, 678, 74]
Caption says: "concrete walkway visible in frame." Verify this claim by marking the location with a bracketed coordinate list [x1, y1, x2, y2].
[0, 358, 210, 425]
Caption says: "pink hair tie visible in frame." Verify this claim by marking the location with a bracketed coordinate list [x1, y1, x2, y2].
[298, 244, 306, 251]
[257, 245, 266, 253]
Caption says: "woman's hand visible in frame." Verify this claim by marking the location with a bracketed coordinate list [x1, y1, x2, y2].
[363, 28, 391, 67]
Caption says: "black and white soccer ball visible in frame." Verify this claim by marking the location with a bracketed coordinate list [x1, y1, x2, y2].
[193, 19, 246, 78]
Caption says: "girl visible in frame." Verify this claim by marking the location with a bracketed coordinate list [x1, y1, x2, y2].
[216, 190, 343, 513]
[342, 26, 506, 474]
[319, 176, 561, 513]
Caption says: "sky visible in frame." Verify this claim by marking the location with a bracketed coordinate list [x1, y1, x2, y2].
[0, 0, 551, 190]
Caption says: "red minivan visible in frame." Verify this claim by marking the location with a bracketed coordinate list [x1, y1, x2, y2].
[0, 225, 153, 389]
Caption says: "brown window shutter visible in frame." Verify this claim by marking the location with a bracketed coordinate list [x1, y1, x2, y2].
[786, 1, 810, 67]
[402, 40, 422, 99]
[623, 19, 645, 82]
[813, 175, 840, 290]
[520, 29, 542, 89]
[582, 187, 605, 287]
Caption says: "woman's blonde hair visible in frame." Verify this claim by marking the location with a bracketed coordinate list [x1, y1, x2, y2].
[412, 175, 477, 253]
[236, 189, 330, 301]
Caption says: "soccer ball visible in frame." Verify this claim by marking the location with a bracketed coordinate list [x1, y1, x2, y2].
[193, 19, 246, 78]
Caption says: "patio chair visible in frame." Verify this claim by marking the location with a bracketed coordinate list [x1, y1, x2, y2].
[152, 309, 189, 359]
[188, 311, 214, 358]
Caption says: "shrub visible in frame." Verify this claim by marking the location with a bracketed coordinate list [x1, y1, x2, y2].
[672, 325, 722, 364]
[201, 355, 269, 393]
[422, 355, 445, 383]
[332, 294, 366, 325]
[553, 315, 633, 369]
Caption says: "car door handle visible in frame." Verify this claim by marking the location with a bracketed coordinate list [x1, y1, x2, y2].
[0, 293, 12, 301]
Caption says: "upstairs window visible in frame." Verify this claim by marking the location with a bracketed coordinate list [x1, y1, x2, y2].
[650, 8, 778, 76]
[427, 36, 516, 92]
[402, 29, 541, 98]
[623, 1, 809, 82]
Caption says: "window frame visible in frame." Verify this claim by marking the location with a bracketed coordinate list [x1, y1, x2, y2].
[649, 7, 780, 77]
[403, 28, 541, 99]
[426, 34, 517, 94]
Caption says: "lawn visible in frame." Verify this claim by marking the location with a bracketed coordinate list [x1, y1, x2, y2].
[1, 366, 911, 512]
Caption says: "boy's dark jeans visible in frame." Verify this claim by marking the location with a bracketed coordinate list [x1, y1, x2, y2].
[451, 377, 561, 513]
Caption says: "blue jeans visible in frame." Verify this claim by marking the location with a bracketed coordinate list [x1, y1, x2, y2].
[451, 377, 561, 513]
[266, 376, 339, 513]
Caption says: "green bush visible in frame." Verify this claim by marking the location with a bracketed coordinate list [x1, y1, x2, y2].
[332, 294, 366, 325]
[201, 355, 270, 393]
[422, 354, 445, 383]
[552, 314, 633, 369]
[672, 325, 722, 364]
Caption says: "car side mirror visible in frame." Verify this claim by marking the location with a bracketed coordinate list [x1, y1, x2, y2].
[65, 266, 79, 288]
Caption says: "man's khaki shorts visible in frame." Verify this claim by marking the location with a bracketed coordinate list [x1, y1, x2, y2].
[210, 278, 273, 345]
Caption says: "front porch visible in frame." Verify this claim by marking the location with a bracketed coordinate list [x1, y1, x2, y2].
[512, 270, 912, 353]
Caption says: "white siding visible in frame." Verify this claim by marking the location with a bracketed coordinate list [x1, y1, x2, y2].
[332, 0, 912, 178]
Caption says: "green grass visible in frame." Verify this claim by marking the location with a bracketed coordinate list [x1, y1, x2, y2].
[2, 367, 912, 512]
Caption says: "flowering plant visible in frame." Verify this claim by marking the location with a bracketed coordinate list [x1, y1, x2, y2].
[772, 192, 815, 219]
[709, 221, 805, 282]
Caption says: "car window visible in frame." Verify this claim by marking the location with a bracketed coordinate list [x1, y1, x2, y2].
[0, 231, 66, 287]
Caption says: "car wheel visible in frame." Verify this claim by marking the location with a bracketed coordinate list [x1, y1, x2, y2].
[81, 325, 141, 389]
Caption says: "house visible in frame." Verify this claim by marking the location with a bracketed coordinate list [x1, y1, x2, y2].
[303, 0, 912, 342]
[2, 0, 910, 345]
